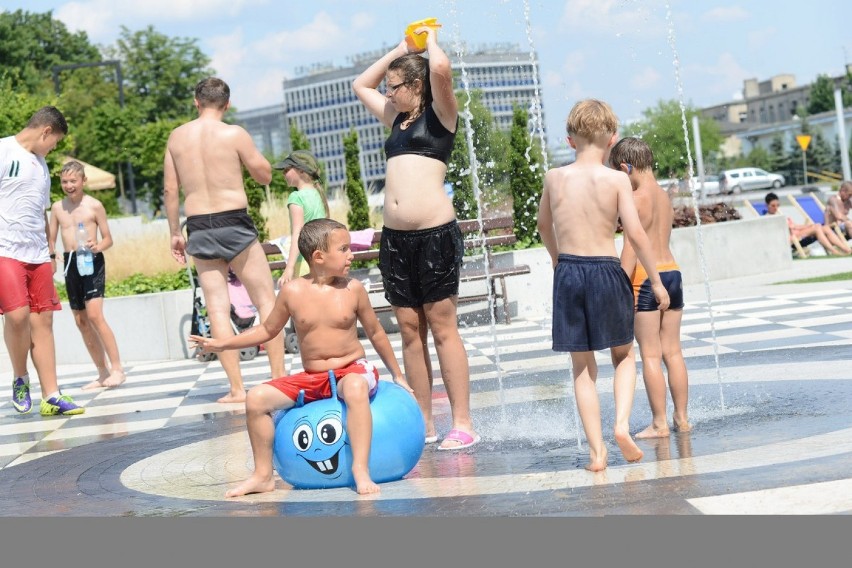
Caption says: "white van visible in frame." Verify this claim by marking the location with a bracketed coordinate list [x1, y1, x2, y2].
[718, 167, 785, 194]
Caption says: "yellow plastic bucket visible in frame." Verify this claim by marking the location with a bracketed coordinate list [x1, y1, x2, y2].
[405, 17, 441, 50]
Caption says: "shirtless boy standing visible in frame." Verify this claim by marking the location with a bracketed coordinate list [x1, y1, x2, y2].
[537, 99, 669, 472]
[610, 137, 691, 438]
[164, 77, 285, 403]
[49, 160, 126, 389]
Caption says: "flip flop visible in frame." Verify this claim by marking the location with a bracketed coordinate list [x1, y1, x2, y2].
[425, 435, 439, 444]
[437, 428, 481, 451]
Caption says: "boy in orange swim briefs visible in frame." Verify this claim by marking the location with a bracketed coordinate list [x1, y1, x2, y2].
[610, 137, 691, 438]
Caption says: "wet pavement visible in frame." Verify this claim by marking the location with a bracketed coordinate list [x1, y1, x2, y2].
[1, 278, 850, 517]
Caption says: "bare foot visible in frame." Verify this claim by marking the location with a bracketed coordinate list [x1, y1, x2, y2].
[352, 465, 380, 495]
[635, 424, 671, 439]
[81, 368, 111, 390]
[673, 417, 693, 433]
[103, 369, 126, 388]
[584, 446, 608, 472]
[614, 428, 644, 463]
[217, 391, 247, 404]
[225, 475, 276, 498]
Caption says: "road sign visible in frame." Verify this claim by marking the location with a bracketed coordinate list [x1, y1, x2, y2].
[796, 135, 812, 151]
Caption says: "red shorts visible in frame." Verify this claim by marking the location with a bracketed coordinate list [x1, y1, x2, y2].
[266, 358, 379, 403]
[0, 257, 61, 315]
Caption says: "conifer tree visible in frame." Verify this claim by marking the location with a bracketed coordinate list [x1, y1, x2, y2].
[508, 106, 544, 244]
[343, 129, 370, 230]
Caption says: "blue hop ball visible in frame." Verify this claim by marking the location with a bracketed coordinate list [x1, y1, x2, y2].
[272, 372, 425, 489]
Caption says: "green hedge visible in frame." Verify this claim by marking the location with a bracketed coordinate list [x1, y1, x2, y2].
[56, 269, 191, 301]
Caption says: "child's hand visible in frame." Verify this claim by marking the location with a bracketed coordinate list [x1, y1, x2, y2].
[652, 283, 670, 311]
[189, 335, 222, 353]
[392, 375, 414, 396]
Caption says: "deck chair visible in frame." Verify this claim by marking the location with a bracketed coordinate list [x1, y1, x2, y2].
[742, 199, 814, 258]
[787, 193, 846, 241]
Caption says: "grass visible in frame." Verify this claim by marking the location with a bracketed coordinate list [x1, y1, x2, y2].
[774, 271, 852, 284]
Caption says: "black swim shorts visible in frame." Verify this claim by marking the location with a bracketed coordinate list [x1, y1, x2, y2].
[185, 208, 259, 262]
[552, 254, 634, 352]
[63, 251, 106, 311]
[379, 220, 464, 308]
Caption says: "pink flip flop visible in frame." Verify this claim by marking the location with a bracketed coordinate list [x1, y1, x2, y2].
[437, 428, 481, 451]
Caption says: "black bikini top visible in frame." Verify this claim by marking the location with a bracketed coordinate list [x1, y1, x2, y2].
[384, 106, 457, 164]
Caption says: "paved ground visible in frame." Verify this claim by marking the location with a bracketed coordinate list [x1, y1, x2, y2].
[0, 257, 850, 517]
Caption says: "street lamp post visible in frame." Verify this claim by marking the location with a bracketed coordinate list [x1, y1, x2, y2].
[52, 60, 138, 214]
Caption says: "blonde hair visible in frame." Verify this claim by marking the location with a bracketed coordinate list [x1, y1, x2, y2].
[60, 160, 86, 178]
[566, 99, 618, 141]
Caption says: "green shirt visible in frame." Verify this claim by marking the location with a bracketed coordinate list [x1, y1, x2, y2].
[287, 187, 327, 262]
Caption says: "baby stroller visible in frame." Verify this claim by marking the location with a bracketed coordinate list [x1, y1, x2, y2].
[187, 263, 261, 363]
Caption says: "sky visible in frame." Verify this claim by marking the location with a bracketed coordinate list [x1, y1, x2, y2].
[6, 0, 852, 150]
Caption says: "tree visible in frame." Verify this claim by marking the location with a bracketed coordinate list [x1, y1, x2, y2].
[106, 25, 214, 123]
[284, 121, 328, 195]
[447, 89, 507, 219]
[623, 99, 723, 179]
[0, 9, 101, 95]
[508, 106, 543, 244]
[742, 145, 773, 171]
[289, 122, 310, 152]
[807, 74, 838, 115]
[342, 129, 370, 230]
[0, 78, 74, 203]
[768, 134, 793, 173]
[807, 131, 838, 175]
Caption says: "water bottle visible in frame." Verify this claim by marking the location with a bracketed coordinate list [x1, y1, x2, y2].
[75, 222, 94, 276]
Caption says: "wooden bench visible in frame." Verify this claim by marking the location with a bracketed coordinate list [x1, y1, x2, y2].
[262, 215, 531, 324]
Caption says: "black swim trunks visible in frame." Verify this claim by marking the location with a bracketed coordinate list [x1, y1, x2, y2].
[379, 220, 464, 308]
[552, 254, 634, 352]
[185, 208, 259, 262]
[63, 251, 106, 311]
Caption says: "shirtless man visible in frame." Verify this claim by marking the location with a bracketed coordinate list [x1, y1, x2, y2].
[610, 137, 691, 438]
[164, 77, 285, 403]
[825, 181, 852, 240]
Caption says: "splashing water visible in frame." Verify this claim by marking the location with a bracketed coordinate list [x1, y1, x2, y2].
[664, 2, 725, 410]
[447, 1, 507, 424]
[522, 0, 582, 450]
[522, 0, 550, 173]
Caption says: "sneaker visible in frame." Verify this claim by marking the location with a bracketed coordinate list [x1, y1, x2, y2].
[40, 394, 85, 416]
[12, 377, 32, 414]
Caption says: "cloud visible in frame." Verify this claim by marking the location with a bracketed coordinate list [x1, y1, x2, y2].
[630, 67, 662, 90]
[559, 0, 663, 38]
[687, 52, 751, 103]
[259, 12, 343, 55]
[207, 29, 249, 81]
[702, 6, 750, 23]
[205, 11, 375, 109]
[747, 27, 778, 50]
[351, 12, 375, 31]
[559, 51, 586, 75]
[54, 0, 266, 42]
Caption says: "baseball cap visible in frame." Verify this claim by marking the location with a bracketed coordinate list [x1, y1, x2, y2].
[272, 150, 321, 177]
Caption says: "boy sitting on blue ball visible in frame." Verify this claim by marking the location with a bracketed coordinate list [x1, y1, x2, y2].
[191, 218, 412, 496]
